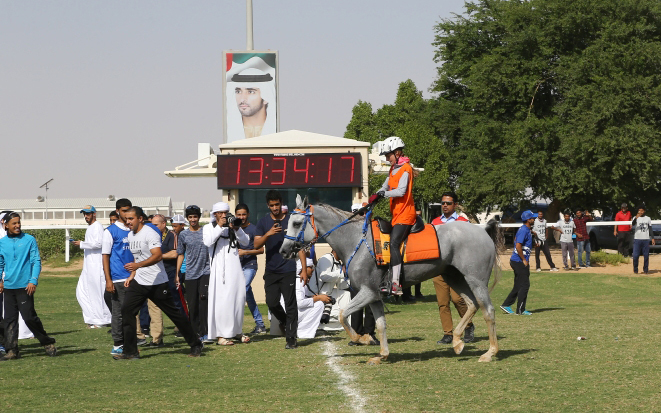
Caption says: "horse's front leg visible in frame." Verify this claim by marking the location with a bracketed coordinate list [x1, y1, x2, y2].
[339, 289, 373, 344]
[367, 300, 389, 365]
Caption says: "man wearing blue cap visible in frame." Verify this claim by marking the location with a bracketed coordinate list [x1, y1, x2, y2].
[501, 210, 536, 315]
[73, 205, 111, 328]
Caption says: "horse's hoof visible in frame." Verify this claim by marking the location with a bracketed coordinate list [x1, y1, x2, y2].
[478, 354, 492, 362]
[367, 357, 382, 365]
[453, 340, 464, 355]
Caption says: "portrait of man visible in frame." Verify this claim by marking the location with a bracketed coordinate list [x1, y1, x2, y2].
[224, 52, 278, 142]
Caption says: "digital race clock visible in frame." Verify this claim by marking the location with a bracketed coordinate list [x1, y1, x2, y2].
[216, 153, 362, 189]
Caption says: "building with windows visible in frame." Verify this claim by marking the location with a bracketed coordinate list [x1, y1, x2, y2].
[0, 196, 182, 225]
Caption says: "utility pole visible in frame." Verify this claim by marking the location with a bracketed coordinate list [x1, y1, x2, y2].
[40, 178, 54, 220]
[246, 0, 253, 50]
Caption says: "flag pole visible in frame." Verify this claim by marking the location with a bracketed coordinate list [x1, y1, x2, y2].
[246, 0, 253, 50]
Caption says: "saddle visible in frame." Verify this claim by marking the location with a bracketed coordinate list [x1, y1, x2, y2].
[370, 216, 440, 267]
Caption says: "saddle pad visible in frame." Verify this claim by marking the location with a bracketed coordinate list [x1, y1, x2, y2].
[371, 221, 440, 266]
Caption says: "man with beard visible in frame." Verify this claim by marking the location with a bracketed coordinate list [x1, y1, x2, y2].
[74, 205, 111, 328]
[231, 68, 276, 138]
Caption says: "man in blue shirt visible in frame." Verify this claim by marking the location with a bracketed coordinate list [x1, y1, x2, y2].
[0, 212, 57, 360]
[102, 198, 138, 356]
[501, 210, 535, 316]
[254, 190, 298, 349]
[235, 203, 266, 335]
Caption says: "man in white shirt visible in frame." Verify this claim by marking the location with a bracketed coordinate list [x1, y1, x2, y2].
[115, 207, 202, 360]
[552, 211, 577, 270]
[74, 205, 111, 328]
[531, 211, 559, 272]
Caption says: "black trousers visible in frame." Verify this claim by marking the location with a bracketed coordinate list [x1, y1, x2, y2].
[264, 271, 298, 341]
[349, 289, 375, 336]
[165, 268, 186, 317]
[121, 281, 201, 357]
[535, 241, 556, 269]
[390, 224, 412, 267]
[3, 288, 55, 352]
[104, 291, 112, 314]
[184, 273, 209, 337]
[617, 231, 631, 256]
[502, 260, 530, 314]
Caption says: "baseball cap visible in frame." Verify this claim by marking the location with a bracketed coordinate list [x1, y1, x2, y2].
[80, 205, 96, 213]
[171, 214, 187, 224]
[521, 210, 535, 221]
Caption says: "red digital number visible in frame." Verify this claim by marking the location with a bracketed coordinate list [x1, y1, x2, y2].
[235, 159, 241, 185]
[341, 156, 355, 182]
[294, 157, 309, 183]
[327, 157, 333, 182]
[248, 157, 264, 185]
[272, 157, 286, 185]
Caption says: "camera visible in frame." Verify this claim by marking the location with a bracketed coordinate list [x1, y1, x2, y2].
[225, 213, 243, 227]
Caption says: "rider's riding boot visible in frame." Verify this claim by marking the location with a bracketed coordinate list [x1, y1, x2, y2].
[390, 264, 403, 296]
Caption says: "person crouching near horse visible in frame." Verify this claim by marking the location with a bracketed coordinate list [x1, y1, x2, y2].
[500, 210, 536, 316]
[203, 202, 252, 346]
[369, 136, 416, 296]
[294, 249, 333, 339]
[0, 212, 57, 360]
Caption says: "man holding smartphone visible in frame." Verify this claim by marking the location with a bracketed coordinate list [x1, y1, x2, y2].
[254, 190, 299, 349]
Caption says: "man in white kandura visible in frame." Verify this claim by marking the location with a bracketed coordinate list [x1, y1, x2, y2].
[74, 205, 111, 328]
[203, 202, 250, 346]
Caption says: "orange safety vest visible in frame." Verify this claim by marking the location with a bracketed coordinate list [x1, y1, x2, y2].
[388, 162, 416, 226]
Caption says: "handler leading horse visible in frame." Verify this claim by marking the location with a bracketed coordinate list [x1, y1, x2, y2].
[280, 195, 501, 364]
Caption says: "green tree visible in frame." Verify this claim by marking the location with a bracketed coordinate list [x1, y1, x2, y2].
[433, 0, 661, 216]
[344, 80, 452, 219]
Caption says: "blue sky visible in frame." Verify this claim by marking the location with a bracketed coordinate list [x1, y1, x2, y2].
[0, 0, 467, 209]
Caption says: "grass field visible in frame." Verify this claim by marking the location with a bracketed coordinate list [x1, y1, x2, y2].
[2, 268, 661, 412]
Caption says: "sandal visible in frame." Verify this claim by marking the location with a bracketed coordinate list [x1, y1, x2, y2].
[240, 335, 251, 344]
[216, 338, 234, 346]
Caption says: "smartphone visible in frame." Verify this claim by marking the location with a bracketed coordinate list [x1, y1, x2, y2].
[274, 219, 281, 228]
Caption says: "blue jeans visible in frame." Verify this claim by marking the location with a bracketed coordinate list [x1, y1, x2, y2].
[633, 239, 650, 273]
[243, 267, 265, 328]
[577, 239, 591, 266]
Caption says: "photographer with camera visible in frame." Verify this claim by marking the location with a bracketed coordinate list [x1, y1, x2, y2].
[203, 202, 251, 345]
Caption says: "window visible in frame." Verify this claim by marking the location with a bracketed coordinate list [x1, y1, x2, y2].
[54, 211, 64, 219]
[238, 188, 354, 224]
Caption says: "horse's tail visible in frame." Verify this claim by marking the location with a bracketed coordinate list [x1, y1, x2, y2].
[485, 218, 504, 294]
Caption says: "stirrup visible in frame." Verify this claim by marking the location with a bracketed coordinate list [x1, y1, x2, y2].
[380, 279, 392, 296]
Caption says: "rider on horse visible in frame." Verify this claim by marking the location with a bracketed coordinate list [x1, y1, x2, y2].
[369, 136, 416, 296]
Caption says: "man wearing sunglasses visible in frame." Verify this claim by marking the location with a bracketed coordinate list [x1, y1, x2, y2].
[430, 192, 474, 345]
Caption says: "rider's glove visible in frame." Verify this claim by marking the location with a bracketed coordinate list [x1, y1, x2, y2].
[368, 193, 381, 204]
[377, 190, 385, 198]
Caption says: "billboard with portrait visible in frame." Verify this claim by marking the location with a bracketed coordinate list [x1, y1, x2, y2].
[222, 51, 279, 143]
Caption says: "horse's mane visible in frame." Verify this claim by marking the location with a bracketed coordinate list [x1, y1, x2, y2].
[314, 203, 363, 223]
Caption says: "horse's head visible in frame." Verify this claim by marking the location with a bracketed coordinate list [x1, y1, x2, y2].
[279, 194, 318, 260]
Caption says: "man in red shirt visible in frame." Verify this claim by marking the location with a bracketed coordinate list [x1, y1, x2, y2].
[430, 192, 473, 345]
[574, 209, 593, 268]
[614, 203, 632, 257]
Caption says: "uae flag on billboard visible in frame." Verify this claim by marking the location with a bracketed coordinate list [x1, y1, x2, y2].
[223, 51, 279, 143]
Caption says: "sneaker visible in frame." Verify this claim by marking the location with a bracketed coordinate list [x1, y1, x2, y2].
[437, 334, 453, 344]
[563, 266, 569, 270]
[0, 350, 21, 361]
[201, 335, 215, 344]
[391, 283, 403, 296]
[536, 268, 542, 272]
[0, 345, 5, 354]
[136, 338, 147, 346]
[44, 344, 58, 357]
[113, 353, 140, 360]
[463, 324, 475, 343]
[580, 265, 588, 269]
[285, 339, 298, 349]
[110, 346, 123, 356]
[518, 310, 533, 315]
[250, 325, 267, 335]
[500, 305, 514, 314]
[189, 344, 203, 357]
[147, 341, 164, 348]
[141, 328, 150, 337]
[550, 268, 559, 272]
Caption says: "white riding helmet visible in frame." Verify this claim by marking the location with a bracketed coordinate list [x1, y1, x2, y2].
[379, 136, 405, 156]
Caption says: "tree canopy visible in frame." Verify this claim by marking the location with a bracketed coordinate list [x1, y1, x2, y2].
[345, 0, 661, 218]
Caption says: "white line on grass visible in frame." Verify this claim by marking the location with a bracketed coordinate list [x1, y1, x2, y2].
[322, 339, 368, 412]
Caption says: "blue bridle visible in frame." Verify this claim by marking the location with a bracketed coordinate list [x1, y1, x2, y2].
[284, 204, 376, 280]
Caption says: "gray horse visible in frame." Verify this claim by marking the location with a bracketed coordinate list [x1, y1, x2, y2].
[280, 195, 501, 364]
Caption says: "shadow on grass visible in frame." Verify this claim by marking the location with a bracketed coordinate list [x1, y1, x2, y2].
[533, 307, 564, 313]
[18, 345, 96, 356]
[344, 347, 537, 363]
[387, 336, 425, 343]
[49, 330, 79, 336]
